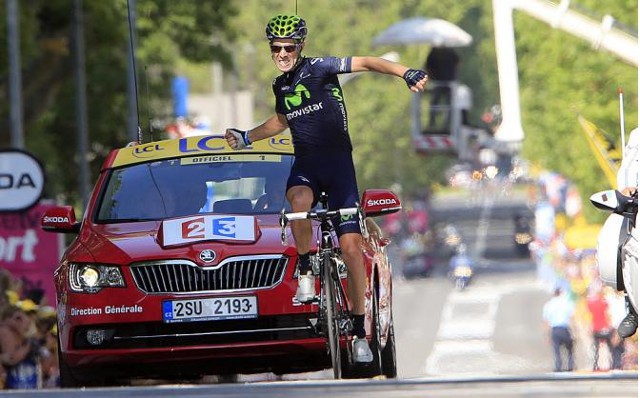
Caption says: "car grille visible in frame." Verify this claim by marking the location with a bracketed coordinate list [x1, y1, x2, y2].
[72, 314, 316, 349]
[131, 255, 289, 294]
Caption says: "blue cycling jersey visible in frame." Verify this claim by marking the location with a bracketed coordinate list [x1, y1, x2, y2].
[273, 56, 353, 156]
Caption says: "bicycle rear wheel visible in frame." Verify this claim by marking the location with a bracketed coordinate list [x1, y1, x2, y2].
[323, 251, 342, 379]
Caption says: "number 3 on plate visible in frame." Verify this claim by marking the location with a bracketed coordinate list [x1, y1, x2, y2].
[213, 217, 236, 238]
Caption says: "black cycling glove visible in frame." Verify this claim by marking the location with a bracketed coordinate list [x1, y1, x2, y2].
[402, 69, 428, 89]
[228, 128, 251, 149]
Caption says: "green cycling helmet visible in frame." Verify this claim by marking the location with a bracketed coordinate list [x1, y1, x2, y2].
[266, 14, 307, 42]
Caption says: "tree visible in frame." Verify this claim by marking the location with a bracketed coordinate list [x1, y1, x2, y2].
[230, 1, 637, 216]
[1, 0, 636, 218]
[0, 0, 238, 204]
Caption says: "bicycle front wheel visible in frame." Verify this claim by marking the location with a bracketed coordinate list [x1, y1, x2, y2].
[323, 251, 342, 379]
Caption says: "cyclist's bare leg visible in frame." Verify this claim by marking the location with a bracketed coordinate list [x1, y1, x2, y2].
[286, 185, 314, 255]
[339, 232, 366, 315]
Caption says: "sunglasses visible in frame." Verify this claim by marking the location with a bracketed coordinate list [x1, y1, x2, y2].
[270, 44, 298, 54]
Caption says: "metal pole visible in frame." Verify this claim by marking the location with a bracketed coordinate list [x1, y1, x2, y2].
[492, 0, 525, 150]
[73, 0, 90, 207]
[126, 0, 138, 142]
[6, 0, 24, 149]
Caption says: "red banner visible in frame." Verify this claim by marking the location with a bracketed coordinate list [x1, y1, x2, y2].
[0, 202, 63, 306]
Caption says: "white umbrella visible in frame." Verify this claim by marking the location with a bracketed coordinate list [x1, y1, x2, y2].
[373, 17, 473, 48]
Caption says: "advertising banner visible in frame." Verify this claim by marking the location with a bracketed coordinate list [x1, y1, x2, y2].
[0, 202, 63, 306]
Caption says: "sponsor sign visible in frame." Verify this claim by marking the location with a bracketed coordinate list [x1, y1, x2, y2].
[112, 135, 293, 167]
[0, 203, 63, 306]
[0, 150, 45, 212]
[161, 215, 256, 247]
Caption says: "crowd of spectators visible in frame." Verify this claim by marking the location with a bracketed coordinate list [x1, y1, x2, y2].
[0, 269, 59, 389]
[532, 173, 637, 372]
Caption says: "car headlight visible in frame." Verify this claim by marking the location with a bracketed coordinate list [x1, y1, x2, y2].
[69, 263, 125, 293]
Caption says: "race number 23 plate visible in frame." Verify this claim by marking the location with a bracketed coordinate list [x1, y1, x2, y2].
[162, 296, 258, 323]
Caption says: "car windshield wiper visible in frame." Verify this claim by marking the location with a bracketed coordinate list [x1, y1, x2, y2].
[103, 218, 160, 223]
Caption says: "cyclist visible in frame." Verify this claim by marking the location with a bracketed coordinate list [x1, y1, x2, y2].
[225, 14, 428, 363]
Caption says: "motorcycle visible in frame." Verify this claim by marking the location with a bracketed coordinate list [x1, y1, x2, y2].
[513, 212, 533, 257]
[449, 244, 474, 290]
[452, 263, 473, 290]
[590, 189, 638, 316]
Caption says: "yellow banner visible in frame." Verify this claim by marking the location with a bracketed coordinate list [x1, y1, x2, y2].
[110, 134, 293, 168]
[181, 154, 282, 165]
[577, 115, 621, 188]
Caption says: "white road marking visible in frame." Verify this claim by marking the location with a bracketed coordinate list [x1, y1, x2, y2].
[424, 282, 522, 376]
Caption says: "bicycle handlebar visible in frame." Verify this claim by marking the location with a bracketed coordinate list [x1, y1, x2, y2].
[282, 207, 358, 222]
[279, 207, 361, 246]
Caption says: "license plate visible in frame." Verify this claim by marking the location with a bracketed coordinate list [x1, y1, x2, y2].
[162, 296, 257, 323]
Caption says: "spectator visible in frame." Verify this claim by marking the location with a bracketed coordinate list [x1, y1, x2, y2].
[40, 324, 59, 388]
[0, 305, 41, 389]
[586, 287, 613, 370]
[424, 47, 460, 82]
[542, 287, 575, 372]
[424, 47, 460, 130]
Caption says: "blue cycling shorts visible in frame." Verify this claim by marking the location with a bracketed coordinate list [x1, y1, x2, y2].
[286, 150, 361, 236]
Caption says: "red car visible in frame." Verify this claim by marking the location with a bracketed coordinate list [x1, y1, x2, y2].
[42, 134, 400, 386]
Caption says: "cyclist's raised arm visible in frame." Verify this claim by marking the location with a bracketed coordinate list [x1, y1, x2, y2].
[247, 113, 289, 143]
[350, 56, 406, 75]
[350, 56, 428, 92]
[225, 113, 288, 149]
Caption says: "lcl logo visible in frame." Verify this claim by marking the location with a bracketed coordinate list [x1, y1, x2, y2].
[132, 143, 164, 158]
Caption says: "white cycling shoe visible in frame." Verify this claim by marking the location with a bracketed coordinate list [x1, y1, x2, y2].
[295, 272, 316, 303]
[351, 337, 374, 363]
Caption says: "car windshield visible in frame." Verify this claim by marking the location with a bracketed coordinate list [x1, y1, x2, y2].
[96, 153, 293, 222]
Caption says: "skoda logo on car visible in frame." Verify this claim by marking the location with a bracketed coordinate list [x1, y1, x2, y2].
[199, 249, 216, 263]
[366, 198, 398, 206]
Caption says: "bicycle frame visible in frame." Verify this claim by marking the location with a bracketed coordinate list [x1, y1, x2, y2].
[279, 193, 360, 378]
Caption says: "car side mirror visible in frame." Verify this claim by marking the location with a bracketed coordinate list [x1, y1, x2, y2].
[41, 206, 81, 233]
[361, 189, 402, 218]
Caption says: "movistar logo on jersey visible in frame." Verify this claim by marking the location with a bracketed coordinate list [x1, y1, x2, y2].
[284, 84, 311, 111]
[331, 87, 343, 102]
[285, 102, 324, 121]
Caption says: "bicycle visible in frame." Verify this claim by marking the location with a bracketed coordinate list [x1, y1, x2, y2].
[279, 192, 367, 379]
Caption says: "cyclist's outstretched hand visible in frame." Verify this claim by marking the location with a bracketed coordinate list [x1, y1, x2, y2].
[225, 128, 249, 150]
[403, 69, 428, 92]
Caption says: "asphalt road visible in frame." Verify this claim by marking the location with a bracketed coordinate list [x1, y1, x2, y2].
[394, 183, 551, 377]
[15, 183, 638, 397]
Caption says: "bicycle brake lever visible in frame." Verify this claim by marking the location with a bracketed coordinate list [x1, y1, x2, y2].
[279, 208, 288, 246]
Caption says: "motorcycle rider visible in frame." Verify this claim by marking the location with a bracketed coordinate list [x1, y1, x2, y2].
[616, 187, 637, 338]
[448, 243, 474, 278]
[225, 14, 428, 363]
[615, 126, 638, 338]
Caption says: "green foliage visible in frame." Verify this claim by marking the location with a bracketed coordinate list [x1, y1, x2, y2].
[513, 6, 637, 220]
[0, 0, 636, 216]
[231, 0, 470, 196]
[0, 0, 237, 204]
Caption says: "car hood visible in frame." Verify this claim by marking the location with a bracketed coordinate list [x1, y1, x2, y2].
[80, 215, 297, 265]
